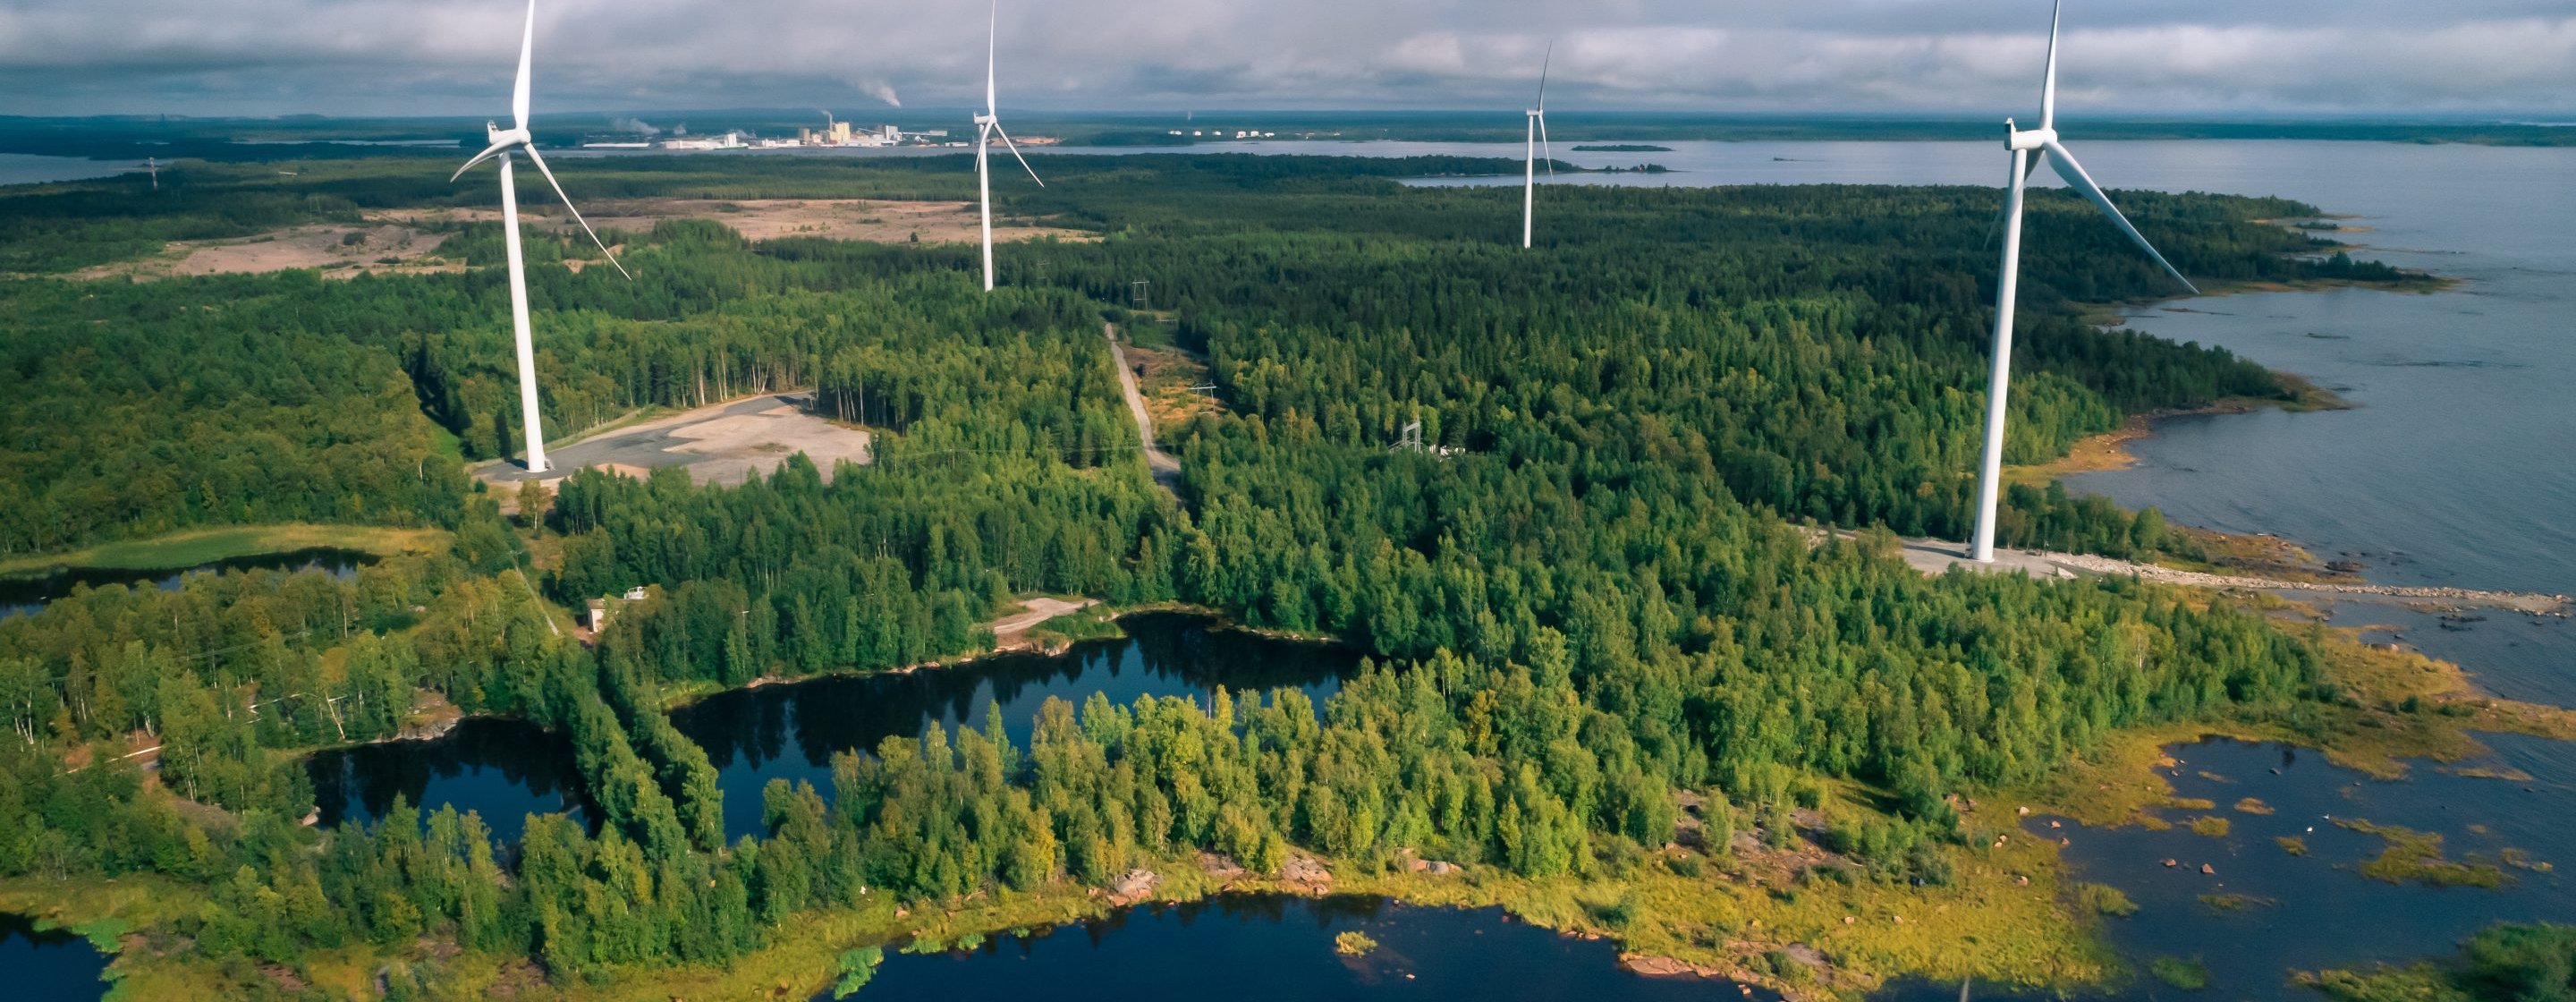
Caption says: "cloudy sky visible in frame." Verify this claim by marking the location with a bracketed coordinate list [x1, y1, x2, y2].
[0, 0, 2569, 119]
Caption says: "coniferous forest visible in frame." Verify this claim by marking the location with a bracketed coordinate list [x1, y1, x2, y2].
[0, 152, 2460, 998]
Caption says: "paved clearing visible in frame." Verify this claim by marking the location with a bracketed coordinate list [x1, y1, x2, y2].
[479, 392, 870, 488]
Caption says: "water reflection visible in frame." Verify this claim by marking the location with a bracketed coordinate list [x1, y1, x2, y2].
[673, 612, 1359, 840]
[0, 548, 375, 619]
[0, 913, 110, 1002]
[830, 894, 1775, 1002]
[307, 718, 589, 842]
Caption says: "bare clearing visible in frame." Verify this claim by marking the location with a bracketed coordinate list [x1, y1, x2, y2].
[76, 224, 457, 281]
[405, 198, 1090, 246]
[478, 392, 871, 489]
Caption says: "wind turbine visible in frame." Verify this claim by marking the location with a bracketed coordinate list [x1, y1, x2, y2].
[973, 0, 1045, 292]
[1968, 0, 2195, 563]
[145, 157, 158, 191]
[450, 0, 631, 474]
[1522, 43, 1554, 249]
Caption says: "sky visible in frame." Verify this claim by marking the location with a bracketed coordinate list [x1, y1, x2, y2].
[0, 0, 2570, 120]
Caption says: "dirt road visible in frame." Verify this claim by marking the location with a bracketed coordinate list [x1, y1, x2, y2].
[1107, 325, 1182, 487]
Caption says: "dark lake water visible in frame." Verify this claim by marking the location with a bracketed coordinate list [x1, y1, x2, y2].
[671, 612, 1359, 841]
[0, 547, 375, 620]
[0, 913, 111, 1001]
[300, 614, 1355, 844]
[306, 718, 588, 842]
[825, 894, 1773, 1002]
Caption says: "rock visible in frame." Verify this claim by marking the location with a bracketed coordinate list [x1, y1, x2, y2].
[1198, 853, 1245, 880]
[1426, 861, 1457, 876]
[2015, 875, 2030, 886]
[1283, 855, 1333, 887]
[2048, 820, 2062, 828]
[1408, 859, 1429, 872]
[2016, 805, 2031, 816]
[1843, 915, 1856, 925]
[2200, 863, 2216, 875]
[1110, 869, 1159, 899]
[2162, 858, 2179, 868]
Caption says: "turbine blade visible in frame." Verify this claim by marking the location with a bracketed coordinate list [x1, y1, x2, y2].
[986, 0, 999, 115]
[513, 0, 536, 131]
[451, 140, 513, 183]
[2039, 0, 2061, 131]
[1538, 115, 1554, 181]
[993, 123, 1046, 187]
[1536, 41, 1552, 109]
[524, 146, 634, 280]
[2043, 140, 2195, 293]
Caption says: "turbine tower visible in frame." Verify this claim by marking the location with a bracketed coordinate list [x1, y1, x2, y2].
[973, 0, 1045, 292]
[1969, 0, 2196, 562]
[1522, 43, 1554, 249]
[450, 0, 631, 473]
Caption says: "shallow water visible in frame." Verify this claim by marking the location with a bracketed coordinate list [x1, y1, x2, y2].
[0, 913, 112, 1002]
[822, 894, 1774, 1002]
[0, 547, 374, 620]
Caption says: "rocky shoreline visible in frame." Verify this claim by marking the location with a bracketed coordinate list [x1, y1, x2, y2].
[2043, 552, 2571, 614]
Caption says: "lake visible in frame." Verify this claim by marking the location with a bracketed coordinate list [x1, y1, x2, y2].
[302, 613, 1357, 844]
[0, 913, 112, 1002]
[828, 894, 1777, 1002]
[306, 717, 589, 843]
[0, 547, 376, 620]
[671, 611, 1359, 841]
[0, 153, 144, 186]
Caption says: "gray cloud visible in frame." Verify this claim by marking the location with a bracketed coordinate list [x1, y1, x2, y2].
[0, 0, 2568, 117]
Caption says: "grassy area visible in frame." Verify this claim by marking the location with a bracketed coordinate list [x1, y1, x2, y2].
[2337, 820, 2511, 889]
[0, 523, 447, 578]
[2150, 955, 2212, 990]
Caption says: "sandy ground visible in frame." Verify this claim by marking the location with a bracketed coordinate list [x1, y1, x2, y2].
[76, 224, 458, 281]
[990, 597, 1100, 646]
[478, 392, 871, 488]
[399, 198, 1090, 246]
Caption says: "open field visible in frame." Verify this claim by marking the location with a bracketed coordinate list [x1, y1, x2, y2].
[477, 392, 872, 488]
[0, 523, 449, 578]
[72, 223, 455, 281]
[385, 197, 1091, 246]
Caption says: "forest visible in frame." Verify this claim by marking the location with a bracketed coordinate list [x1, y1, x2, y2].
[0, 150, 2438, 997]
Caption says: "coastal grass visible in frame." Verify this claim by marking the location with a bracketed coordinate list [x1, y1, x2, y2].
[2336, 820, 2511, 889]
[0, 523, 446, 578]
[2150, 955, 2212, 991]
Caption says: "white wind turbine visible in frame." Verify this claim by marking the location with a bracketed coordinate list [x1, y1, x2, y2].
[450, 0, 630, 474]
[1521, 43, 1554, 250]
[973, 0, 1045, 292]
[1968, 0, 2195, 563]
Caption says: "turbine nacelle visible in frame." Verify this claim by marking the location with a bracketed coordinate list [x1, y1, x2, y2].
[973, 113, 996, 126]
[2005, 123, 2057, 152]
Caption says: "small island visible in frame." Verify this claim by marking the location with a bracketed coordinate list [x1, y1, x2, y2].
[1573, 143, 1672, 152]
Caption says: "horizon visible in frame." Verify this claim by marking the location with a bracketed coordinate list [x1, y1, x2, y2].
[1, 0, 2568, 120]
